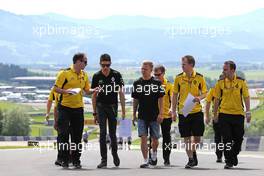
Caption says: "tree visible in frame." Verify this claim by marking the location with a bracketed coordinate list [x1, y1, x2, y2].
[0, 63, 29, 81]
[1, 108, 31, 136]
[236, 70, 246, 79]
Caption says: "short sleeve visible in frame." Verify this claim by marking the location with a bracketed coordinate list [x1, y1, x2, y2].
[214, 81, 221, 99]
[48, 90, 55, 101]
[54, 71, 66, 89]
[117, 72, 124, 87]
[242, 80, 250, 98]
[84, 73, 90, 91]
[201, 77, 207, 94]
[131, 82, 139, 99]
[157, 81, 165, 98]
[91, 74, 98, 89]
[205, 88, 213, 103]
[173, 77, 179, 93]
[168, 83, 174, 98]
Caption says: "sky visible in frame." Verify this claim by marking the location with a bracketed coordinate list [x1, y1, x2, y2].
[0, 0, 264, 19]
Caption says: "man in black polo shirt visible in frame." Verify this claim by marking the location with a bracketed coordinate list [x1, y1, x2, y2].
[91, 53, 126, 168]
[132, 61, 165, 168]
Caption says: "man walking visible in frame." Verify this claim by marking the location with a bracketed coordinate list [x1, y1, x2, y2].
[91, 53, 126, 168]
[170, 55, 207, 168]
[54, 52, 95, 169]
[213, 61, 251, 169]
[154, 65, 174, 166]
[132, 61, 165, 168]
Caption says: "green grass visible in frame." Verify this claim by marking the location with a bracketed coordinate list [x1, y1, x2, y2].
[120, 67, 264, 81]
[88, 132, 98, 140]
[132, 138, 140, 145]
[0, 146, 36, 150]
[30, 124, 57, 136]
[31, 115, 47, 123]
[251, 105, 264, 120]
[0, 101, 33, 111]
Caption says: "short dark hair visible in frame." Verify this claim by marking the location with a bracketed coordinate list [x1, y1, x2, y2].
[154, 65, 166, 73]
[182, 55, 195, 67]
[100, 53, 111, 63]
[224, 60, 236, 70]
[73, 53, 86, 64]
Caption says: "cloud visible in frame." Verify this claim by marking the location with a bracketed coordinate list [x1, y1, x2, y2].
[0, 0, 264, 19]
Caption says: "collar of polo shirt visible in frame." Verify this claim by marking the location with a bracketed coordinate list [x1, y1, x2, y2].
[70, 64, 84, 74]
[163, 78, 168, 85]
[224, 73, 237, 82]
[70, 65, 85, 80]
[182, 70, 197, 79]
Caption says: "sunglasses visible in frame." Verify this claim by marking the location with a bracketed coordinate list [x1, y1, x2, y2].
[80, 60, 87, 65]
[154, 73, 162, 77]
[101, 64, 111, 68]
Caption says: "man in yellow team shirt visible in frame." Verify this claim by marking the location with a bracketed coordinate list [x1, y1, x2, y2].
[154, 65, 174, 166]
[213, 61, 251, 169]
[53, 53, 96, 169]
[170, 55, 207, 168]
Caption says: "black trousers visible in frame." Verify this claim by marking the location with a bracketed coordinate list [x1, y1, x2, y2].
[213, 121, 223, 159]
[97, 103, 118, 162]
[218, 113, 244, 164]
[57, 105, 84, 164]
[161, 118, 172, 161]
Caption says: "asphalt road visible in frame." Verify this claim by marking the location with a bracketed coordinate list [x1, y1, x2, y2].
[1, 146, 263, 176]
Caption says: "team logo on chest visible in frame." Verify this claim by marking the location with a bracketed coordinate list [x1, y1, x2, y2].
[111, 77, 115, 83]
[193, 80, 197, 85]
[99, 80, 103, 84]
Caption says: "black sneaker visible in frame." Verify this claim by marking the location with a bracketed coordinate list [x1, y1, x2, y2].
[149, 158, 157, 166]
[233, 156, 238, 166]
[61, 162, 69, 169]
[54, 159, 62, 166]
[73, 162, 82, 169]
[164, 160, 170, 166]
[224, 163, 233, 169]
[113, 154, 120, 167]
[216, 158, 223, 163]
[140, 163, 149, 168]
[193, 152, 198, 166]
[185, 158, 196, 169]
[97, 162, 107, 169]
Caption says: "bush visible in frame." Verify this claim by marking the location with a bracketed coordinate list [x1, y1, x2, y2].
[245, 119, 264, 137]
[1, 108, 31, 136]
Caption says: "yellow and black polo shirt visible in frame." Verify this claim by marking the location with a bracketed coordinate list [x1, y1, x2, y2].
[48, 89, 59, 108]
[54, 65, 90, 108]
[214, 74, 249, 115]
[206, 87, 215, 103]
[162, 78, 174, 118]
[173, 70, 207, 115]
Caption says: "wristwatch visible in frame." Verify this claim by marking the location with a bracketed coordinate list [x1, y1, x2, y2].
[92, 112, 97, 116]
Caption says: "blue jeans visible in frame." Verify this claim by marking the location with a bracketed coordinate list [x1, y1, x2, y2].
[137, 119, 160, 139]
